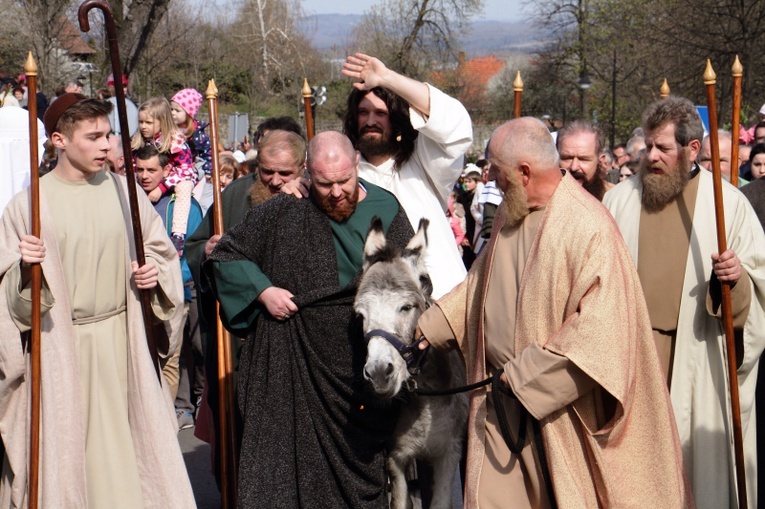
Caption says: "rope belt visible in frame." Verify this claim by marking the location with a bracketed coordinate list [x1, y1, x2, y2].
[72, 305, 126, 325]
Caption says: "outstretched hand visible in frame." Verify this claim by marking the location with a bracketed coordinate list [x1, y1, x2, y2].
[342, 53, 390, 91]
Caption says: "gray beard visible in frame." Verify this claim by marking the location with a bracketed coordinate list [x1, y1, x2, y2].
[501, 170, 530, 228]
[639, 152, 691, 212]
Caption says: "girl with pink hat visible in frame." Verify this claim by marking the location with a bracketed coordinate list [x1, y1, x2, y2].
[170, 88, 212, 179]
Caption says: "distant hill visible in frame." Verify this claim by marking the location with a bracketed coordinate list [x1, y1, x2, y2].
[297, 14, 547, 57]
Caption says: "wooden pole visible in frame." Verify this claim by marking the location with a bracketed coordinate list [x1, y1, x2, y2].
[730, 56, 743, 187]
[302, 78, 315, 141]
[206, 80, 238, 508]
[513, 71, 523, 119]
[660, 78, 670, 99]
[704, 59, 748, 509]
[78, 0, 160, 381]
[25, 50, 41, 509]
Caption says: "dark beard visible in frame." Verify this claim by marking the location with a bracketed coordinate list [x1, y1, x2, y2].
[639, 151, 690, 212]
[501, 169, 530, 228]
[313, 184, 359, 222]
[356, 128, 397, 159]
[582, 174, 607, 201]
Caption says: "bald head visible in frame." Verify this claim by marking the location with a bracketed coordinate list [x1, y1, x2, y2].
[307, 131, 357, 174]
[488, 117, 561, 208]
[307, 131, 362, 221]
[490, 117, 559, 172]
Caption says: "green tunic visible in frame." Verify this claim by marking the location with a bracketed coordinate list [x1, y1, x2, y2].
[213, 179, 399, 335]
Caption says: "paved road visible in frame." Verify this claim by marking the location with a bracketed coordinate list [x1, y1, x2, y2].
[178, 427, 463, 509]
[179, 427, 220, 508]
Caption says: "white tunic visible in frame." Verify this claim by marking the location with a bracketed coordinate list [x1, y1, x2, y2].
[0, 106, 45, 215]
[357, 84, 472, 299]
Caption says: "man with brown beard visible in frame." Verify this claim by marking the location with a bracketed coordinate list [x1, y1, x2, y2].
[184, 127, 306, 490]
[340, 53, 472, 299]
[556, 119, 614, 201]
[603, 96, 765, 509]
[205, 131, 414, 507]
[416, 117, 691, 508]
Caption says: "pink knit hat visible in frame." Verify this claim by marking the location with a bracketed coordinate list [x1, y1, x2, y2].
[171, 88, 202, 119]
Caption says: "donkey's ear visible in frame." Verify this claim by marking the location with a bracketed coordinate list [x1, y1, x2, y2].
[363, 216, 387, 271]
[402, 218, 429, 274]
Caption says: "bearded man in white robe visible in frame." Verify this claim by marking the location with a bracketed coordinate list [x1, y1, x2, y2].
[604, 96, 765, 509]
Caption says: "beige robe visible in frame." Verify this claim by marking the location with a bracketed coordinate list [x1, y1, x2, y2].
[421, 173, 692, 508]
[604, 169, 765, 509]
[0, 171, 195, 508]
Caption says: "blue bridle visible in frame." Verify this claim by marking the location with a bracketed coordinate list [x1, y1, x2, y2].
[363, 328, 429, 376]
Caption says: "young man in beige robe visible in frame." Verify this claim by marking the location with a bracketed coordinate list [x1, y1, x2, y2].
[417, 118, 692, 508]
[0, 94, 195, 508]
[604, 96, 765, 509]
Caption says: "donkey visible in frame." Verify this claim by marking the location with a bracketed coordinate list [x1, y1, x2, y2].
[354, 217, 468, 509]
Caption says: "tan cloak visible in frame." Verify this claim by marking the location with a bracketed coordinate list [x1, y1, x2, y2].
[0, 171, 195, 508]
[426, 174, 691, 508]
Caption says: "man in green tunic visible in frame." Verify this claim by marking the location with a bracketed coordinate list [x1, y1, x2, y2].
[206, 131, 414, 507]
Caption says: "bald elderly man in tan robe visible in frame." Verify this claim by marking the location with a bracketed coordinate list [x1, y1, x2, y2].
[417, 118, 692, 508]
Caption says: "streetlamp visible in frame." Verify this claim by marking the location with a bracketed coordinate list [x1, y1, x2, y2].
[578, 69, 591, 118]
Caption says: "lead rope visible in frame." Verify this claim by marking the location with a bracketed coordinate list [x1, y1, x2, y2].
[414, 367, 557, 508]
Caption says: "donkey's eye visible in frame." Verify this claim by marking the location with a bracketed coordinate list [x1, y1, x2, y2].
[400, 304, 414, 313]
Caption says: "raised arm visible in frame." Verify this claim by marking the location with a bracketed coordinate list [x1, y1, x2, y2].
[342, 53, 431, 117]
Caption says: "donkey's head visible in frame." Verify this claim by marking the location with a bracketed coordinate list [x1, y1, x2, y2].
[354, 217, 432, 398]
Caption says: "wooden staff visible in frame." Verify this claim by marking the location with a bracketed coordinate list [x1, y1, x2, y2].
[302, 78, 315, 140]
[206, 80, 238, 509]
[660, 78, 670, 99]
[78, 0, 160, 380]
[704, 60, 748, 509]
[730, 56, 743, 187]
[513, 71, 523, 119]
[25, 50, 42, 509]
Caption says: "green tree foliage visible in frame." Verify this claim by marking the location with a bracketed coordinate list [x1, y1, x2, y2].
[0, 0, 32, 74]
[522, 0, 765, 145]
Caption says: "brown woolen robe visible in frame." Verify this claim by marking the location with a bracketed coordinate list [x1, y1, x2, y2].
[421, 173, 692, 508]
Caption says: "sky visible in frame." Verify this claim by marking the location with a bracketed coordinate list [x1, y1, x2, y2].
[299, 0, 528, 22]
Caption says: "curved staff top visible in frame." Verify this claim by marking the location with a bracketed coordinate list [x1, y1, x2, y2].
[78, 0, 160, 381]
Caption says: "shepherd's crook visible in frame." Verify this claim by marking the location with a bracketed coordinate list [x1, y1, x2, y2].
[25, 51, 42, 509]
[78, 0, 161, 380]
[704, 60, 748, 509]
[206, 79, 238, 509]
